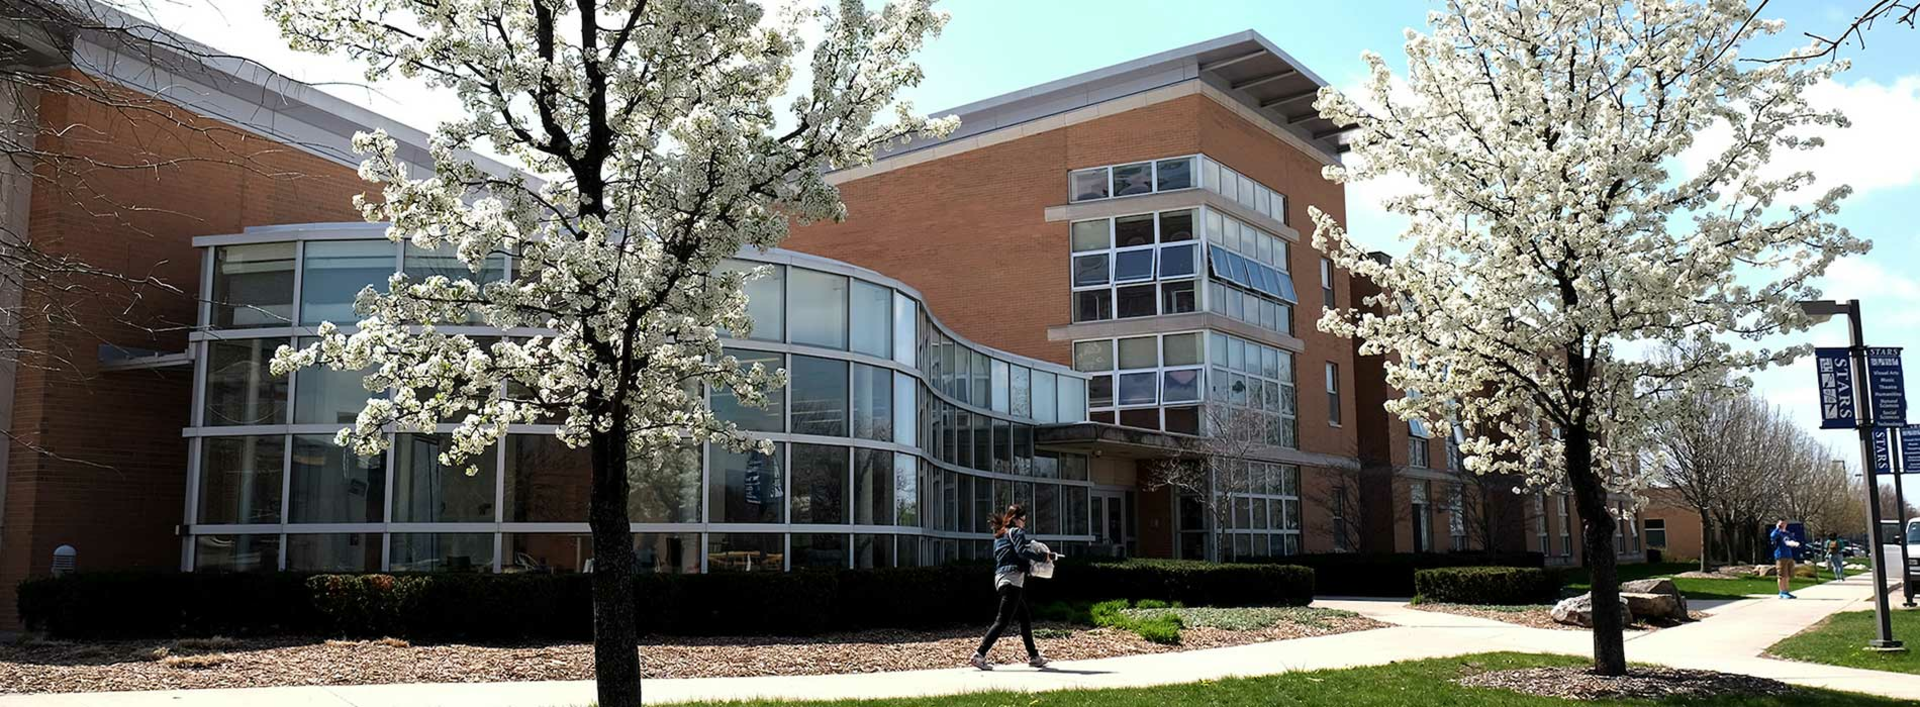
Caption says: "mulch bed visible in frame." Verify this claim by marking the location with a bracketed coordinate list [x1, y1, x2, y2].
[1457, 665, 1796, 701]
[0, 614, 1383, 694]
[1412, 603, 1705, 631]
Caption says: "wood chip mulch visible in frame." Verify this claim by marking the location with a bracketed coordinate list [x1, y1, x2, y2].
[0, 614, 1383, 695]
[1411, 603, 1706, 631]
[1456, 666, 1797, 701]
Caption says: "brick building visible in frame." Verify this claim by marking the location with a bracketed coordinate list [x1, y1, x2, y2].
[2, 9, 1641, 630]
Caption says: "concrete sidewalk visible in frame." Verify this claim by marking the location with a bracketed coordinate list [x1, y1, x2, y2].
[2, 576, 1914, 706]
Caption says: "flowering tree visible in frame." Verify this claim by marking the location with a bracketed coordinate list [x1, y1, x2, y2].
[261, 0, 952, 704]
[1310, 0, 1863, 675]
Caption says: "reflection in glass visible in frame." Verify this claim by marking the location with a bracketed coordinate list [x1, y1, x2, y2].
[791, 443, 847, 524]
[301, 240, 395, 325]
[204, 339, 287, 426]
[791, 355, 848, 436]
[851, 364, 892, 441]
[198, 435, 285, 524]
[790, 268, 849, 349]
[194, 535, 279, 572]
[710, 444, 784, 524]
[288, 435, 385, 523]
[287, 534, 380, 572]
[713, 348, 784, 432]
[718, 260, 785, 342]
[636, 533, 702, 574]
[708, 533, 783, 572]
[629, 444, 702, 523]
[212, 243, 295, 328]
[505, 435, 590, 522]
[792, 533, 848, 571]
[507, 533, 592, 572]
[854, 448, 892, 525]
[850, 280, 891, 358]
[391, 533, 494, 572]
[392, 434, 497, 523]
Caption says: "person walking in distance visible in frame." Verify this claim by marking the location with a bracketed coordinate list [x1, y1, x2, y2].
[1771, 519, 1802, 599]
[1825, 534, 1846, 580]
[970, 504, 1059, 671]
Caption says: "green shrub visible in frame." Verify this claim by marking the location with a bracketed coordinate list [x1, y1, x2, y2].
[1413, 567, 1562, 605]
[1131, 614, 1183, 644]
[1090, 599, 1185, 644]
[19, 559, 1316, 640]
[1273, 552, 1545, 597]
[1134, 599, 1171, 610]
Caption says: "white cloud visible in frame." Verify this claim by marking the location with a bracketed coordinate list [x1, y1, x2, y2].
[1680, 75, 1920, 203]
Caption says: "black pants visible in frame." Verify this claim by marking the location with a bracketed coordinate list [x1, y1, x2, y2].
[976, 583, 1037, 658]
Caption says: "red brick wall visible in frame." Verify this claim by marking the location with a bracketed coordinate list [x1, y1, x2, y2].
[0, 70, 369, 628]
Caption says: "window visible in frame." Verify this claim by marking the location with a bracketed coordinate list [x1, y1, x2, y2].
[1320, 257, 1336, 309]
[195, 535, 279, 572]
[390, 533, 493, 572]
[1332, 483, 1350, 552]
[708, 533, 784, 572]
[1449, 485, 1467, 551]
[718, 260, 785, 342]
[211, 243, 295, 328]
[710, 443, 784, 524]
[401, 243, 505, 324]
[1071, 220, 1109, 251]
[790, 355, 848, 436]
[1033, 371, 1058, 423]
[293, 336, 378, 425]
[790, 444, 847, 525]
[1074, 340, 1113, 372]
[893, 453, 919, 526]
[1071, 157, 1197, 203]
[1070, 209, 1203, 323]
[1533, 495, 1549, 555]
[288, 435, 385, 524]
[1325, 362, 1342, 426]
[853, 448, 892, 525]
[1646, 518, 1668, 549]
[1010, 366, 1031, 418]
[892, 371, 917, 445]
[1410, 480, 1431, 553]
[636, 533, 702, 574]
[300, 240, 394, 325]
[204, 339, 288, 426]
[891, 293, 916, 367]
[198, 435, 286, 524]
[792, 534, 848, 571]
[1408, 436, 1430, 468]
[1557, 495, 1572, 557]
[1117, 336, 1158, 370]
[287, 534, 380, 572]
[990, 359, 1010, 414]
[1201, 156, 1287, 223]
[628, 443, 701, 523]
[851, 363, 891, 441]
[1156, 158, 1194, 192]
[393, 434, 498, 523]
[713, 349, 783, 432]
[504, 435, 590, 522]
[849, 280, 891, 358]
[1070, 167, 1110, 202]
[789, 268, 848, 349]
[1115, 284, 1156, 318]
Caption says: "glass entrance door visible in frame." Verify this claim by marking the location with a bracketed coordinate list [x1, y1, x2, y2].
[1091, 490, 1131, 558]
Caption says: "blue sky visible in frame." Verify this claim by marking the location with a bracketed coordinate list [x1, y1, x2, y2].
[145, 1, 1920, 467]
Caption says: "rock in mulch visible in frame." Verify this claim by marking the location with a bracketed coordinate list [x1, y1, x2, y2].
[1551, 593, 1632, 628]
[1457, 666, 1797, 701]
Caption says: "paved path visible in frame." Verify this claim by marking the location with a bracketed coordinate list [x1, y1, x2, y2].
[4, 575, 1916, 706]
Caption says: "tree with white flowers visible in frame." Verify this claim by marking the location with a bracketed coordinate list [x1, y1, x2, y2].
[261, 0, 952, 703]
[1310, 0, 1865, 675]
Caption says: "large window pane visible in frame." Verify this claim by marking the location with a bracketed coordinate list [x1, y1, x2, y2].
[710, 443, 784, 524]
[628, 444, 701, 523]
[1112, 163, 1151, 196]
[390, 533, 493, 572]
[1118, 336, 1158, 370]
[1159, 210, 1195, 242]
[1159, 244, 1195, 278]
[1035, 484, 1059, 535]
[505, 435, 590, 522]
[850, 280, 891, 358]
[293, 337, 379, 425]
[790, 268, 848, 349]
[204, 339, 288, 426]
[1113, 250, 1154, 282]
[892, 294, 917, 367]
[713, 348, 784, 432]
[1118, 372, 1157, 406]
[392, 434, 497, 523]
[792, 533, 848, 571]
[1071, 220, 1109, 251]
[894, 453, 919, 526]
[852, 363, 892, 441]
[718, 260, 785, 342]
[211, 243, 294, 328]
[198, 435, 285, 524]
[1115, 284, 1155, 318]
[300, 240, 395, 325]
[990, 360, 1010, 414]
[1089, 375, 1113, 408]
[1163, 369, 1202, 403]
[1072, 254, 1108, 287]
[1164, 333, 1202, 366]
[972, 352, 990, 405]
[791, 443, 847, 525]
[791, 355, 848, 436]
[854, 535, 894, 569]
[1032, 371, 1058, 423]
[507, 533, 593, 573]
[401, 243, 506, 324]
[286, 534, 380, 572]
[854, 448, 893, 525]
[194, 535, 279, 572]
[1010, 367, 1031, 419]
[708, 533, 783, 572]
[1060, 377, 1087, 421]
[636, 533, 701, 574]
[892, 371, 916, 447]
[1070, 168, 1109, 202]
[1155, 158, 1193, 192]
[1067, 486, 1090, 535]
[1073, 340, 1113, 372]
[1114, 214, 1154, 247]
[1073, 290, 1111, 322]
[288, 435, 385, 523]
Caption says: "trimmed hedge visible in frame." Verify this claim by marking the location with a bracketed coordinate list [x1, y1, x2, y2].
[1413, 566, 1563, 605]
[1272, 552, 1546, 597]
[17, 559, 1312, 640]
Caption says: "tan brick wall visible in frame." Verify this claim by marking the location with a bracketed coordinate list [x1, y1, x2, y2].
[0, 70, 369, 628]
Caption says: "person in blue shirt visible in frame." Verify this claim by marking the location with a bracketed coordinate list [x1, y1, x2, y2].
[1771, 519, 1802, 599]
[970, 504, 1059, 671]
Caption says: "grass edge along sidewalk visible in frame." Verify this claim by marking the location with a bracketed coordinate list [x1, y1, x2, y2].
[1771, 607, 1920, 676]
[1565, 562, 1827, 601]
[667, 653, 1898, 707]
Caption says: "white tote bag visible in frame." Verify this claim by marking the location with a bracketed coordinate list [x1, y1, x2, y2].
[1028, 540, 1056, 579]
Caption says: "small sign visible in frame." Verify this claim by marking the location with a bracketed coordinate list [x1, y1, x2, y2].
[1868, 347, 1907, 427]
[1905, 425, 1920, 475]
[1874, 428, 1895, 476]
[1816, 348, 1858, 429]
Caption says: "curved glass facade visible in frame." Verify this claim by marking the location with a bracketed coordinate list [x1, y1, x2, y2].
[186, 224, 1092, 574]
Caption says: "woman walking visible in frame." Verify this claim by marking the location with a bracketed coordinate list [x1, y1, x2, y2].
[970, 504, 1058, 671]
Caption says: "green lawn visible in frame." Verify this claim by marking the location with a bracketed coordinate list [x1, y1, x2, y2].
[1565, 562, 1825, 601]
[677, 653, 1900, 706]
[1771, 608, 1920, 675]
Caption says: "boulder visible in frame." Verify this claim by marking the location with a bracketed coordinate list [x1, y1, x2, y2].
[1551, 593, 1633, 628]
[1620, 578, 1691, 619]
[1621, 592, 1685, 622]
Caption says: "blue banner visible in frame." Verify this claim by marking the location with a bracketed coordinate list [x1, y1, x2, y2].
[1906, 426, 1920, 475]
[1816, 347, 1857, 429]
[1874, 428, 1894, 476]
[1868, 347, 1906, 427]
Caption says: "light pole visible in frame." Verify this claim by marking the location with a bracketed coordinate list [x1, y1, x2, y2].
[1800, 298, 1903, 651]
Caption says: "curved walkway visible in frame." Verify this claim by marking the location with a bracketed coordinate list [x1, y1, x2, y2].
[4, 575, 1916, 706]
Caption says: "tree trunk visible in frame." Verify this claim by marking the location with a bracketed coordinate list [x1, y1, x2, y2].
[589, 429, 642, 707]
[1566, 425, 1627, 676]
[1698, 509, 1712, 573]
